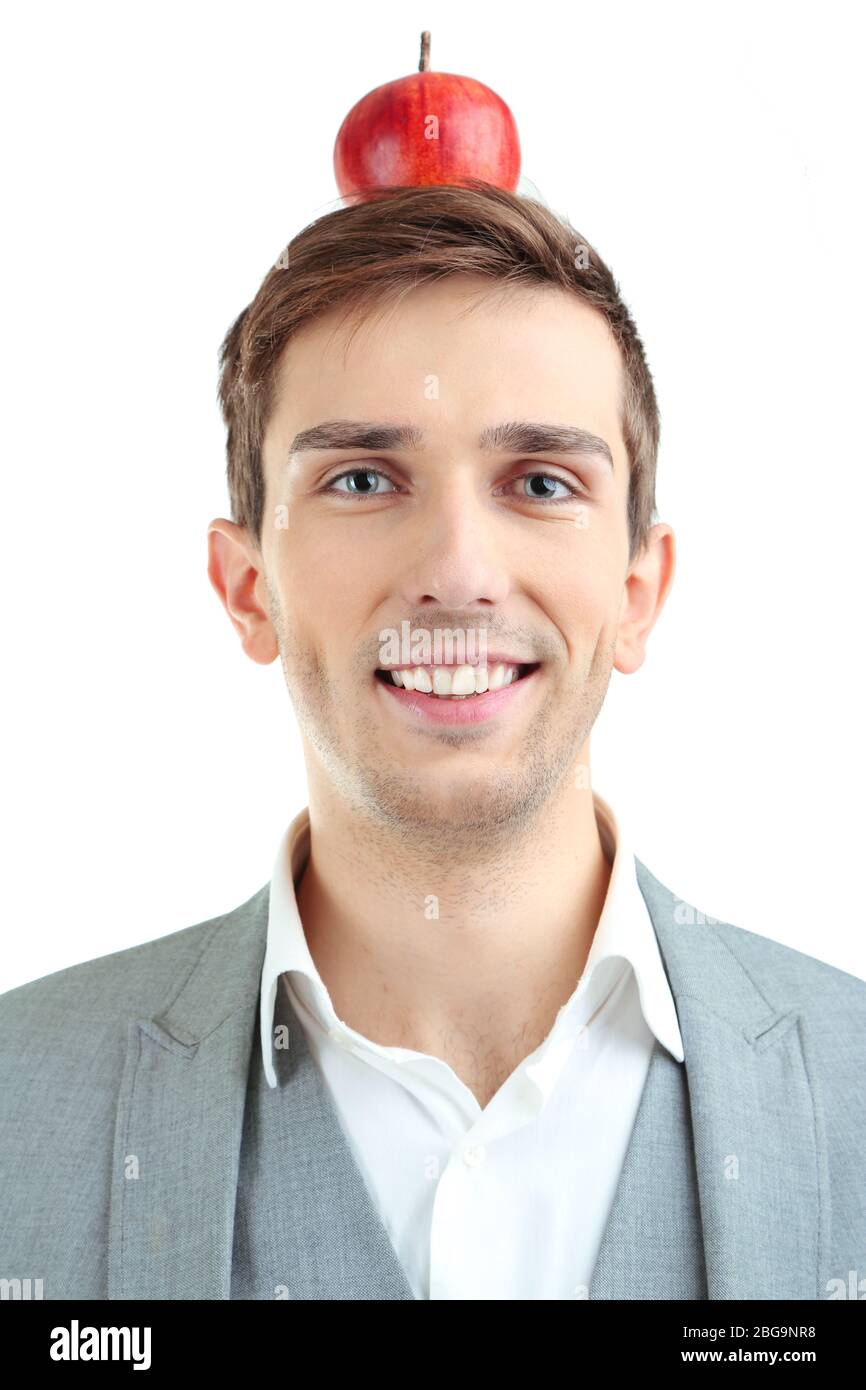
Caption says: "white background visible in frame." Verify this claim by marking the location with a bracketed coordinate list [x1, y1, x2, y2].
[1, 0, 864, 991]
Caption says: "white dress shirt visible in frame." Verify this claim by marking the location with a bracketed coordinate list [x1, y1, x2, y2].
[259, 791, 684, 1300]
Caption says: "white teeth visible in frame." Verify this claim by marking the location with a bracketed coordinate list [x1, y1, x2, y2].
[413, 666, 432, 692]
[450, 664, 476, 695]
[384, 663, 524, 697]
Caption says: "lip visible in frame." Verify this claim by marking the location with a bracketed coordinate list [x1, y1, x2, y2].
[375, 664, 541, 726]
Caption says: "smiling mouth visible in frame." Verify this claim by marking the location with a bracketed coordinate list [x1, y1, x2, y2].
[375, 662, 540, 699]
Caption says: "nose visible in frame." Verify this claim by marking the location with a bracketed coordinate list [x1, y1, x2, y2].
[393, 474, 512, 611]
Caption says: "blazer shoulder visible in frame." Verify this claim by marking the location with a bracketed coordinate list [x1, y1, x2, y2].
[636, 850, 866, 984]
[636, 855, 866, 1026]
[712, 916, 866, 1011]
[0, 882, 270, 1035]
[0, 881, 268, 1296]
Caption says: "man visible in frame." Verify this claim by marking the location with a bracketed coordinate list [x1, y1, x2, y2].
[1, 182, 864, 1301]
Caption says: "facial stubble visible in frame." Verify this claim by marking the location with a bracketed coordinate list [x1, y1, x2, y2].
[267, 578, 616, 859]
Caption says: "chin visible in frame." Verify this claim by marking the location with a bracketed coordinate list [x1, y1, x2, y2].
[364, 770, 536, 838]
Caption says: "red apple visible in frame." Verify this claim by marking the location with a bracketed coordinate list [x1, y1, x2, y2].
[334, 31, 521, 200]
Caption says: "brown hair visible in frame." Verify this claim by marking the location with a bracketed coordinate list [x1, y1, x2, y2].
[217, 179, 660, 563]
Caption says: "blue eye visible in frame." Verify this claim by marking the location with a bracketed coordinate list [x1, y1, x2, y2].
[326, 468, 398, 496]
[517, 473, 582, 503]
[321, 466, 583, 505]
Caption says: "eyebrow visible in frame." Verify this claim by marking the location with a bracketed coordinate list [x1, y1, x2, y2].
[288, 420, 615, 472]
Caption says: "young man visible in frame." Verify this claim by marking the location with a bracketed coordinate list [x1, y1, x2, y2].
[1, 182, 864, 1302]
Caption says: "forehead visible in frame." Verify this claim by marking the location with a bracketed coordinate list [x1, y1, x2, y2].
[266, 275, 626, 466]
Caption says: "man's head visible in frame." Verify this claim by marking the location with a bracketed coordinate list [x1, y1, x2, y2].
[208, 181, 674, 847]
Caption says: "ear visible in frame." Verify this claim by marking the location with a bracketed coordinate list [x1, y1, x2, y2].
[206, 519, 279, 666]
[614, 524, 676, 675]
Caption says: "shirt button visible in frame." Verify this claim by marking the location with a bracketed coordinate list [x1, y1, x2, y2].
[328, 1026, 345, 1044]
[463, 1143, 486, 1167]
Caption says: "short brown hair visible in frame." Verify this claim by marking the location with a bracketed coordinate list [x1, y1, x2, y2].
[217, 179, 660, 562]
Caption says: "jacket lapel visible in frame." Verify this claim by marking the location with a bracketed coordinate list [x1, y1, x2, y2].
[108, 885, 271, 1299]
[630, 858, 831, 1300]
[589, 1038, 707, 1298]
[231, 971, 417, 1299]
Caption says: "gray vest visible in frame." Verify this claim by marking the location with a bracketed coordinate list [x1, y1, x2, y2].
[230, 975, 706, 1299]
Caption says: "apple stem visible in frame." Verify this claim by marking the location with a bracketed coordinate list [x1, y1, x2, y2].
[419, 31, 430, 72]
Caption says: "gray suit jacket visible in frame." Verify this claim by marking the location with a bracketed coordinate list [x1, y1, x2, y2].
[1, 859, 864, 1300]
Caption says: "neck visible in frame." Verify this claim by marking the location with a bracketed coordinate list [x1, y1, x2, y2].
[295, 766, 612, 1106]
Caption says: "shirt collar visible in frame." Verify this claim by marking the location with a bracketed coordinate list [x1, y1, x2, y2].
[260, 793, 684, 1089]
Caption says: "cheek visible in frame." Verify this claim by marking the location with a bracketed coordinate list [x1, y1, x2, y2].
[280, 532, 378, 625]
[571, 516, 628, 617]
[534, 538, 620, 634]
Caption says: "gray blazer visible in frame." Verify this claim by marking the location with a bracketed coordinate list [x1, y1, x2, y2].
[1, 859, 864, 1300]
